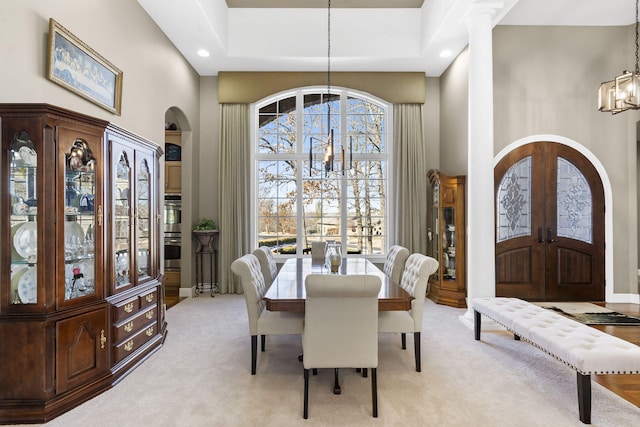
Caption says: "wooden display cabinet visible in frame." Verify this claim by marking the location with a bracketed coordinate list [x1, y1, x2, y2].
[0, 105, 166, 424]
[427, 169, 466, 308]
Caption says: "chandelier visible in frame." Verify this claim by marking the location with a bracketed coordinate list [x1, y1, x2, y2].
[309, 0, 352, 176]
[598, 0, 640, 114]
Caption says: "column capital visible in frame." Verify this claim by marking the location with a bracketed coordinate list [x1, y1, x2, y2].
[463, 2, 504, 28]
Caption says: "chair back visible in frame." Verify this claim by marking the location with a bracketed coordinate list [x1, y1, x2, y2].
[399, 254, 439, 331]
[302, 274, 381, 369]
[310, 241, 327, 266]
[383, 245, 410, 284]
[230, 254, 267, 335]
[252, 246, 278, 289]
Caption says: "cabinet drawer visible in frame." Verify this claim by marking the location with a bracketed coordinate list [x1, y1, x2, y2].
[113, 306, 156, 343]
[113, 320, 158, 364]
[113, 296, 139, 323]
[139, 288, 158, 309]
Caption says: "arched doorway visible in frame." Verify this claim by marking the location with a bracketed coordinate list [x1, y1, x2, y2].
[494, 141, 605, 301]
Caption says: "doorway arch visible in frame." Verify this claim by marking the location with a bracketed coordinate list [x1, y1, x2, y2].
[494, 135, 613, 300]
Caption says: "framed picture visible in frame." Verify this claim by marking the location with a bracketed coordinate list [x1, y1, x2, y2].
[47, 18, 123, 115]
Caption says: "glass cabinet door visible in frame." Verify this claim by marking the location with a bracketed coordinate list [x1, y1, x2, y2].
[63, 139, 98, 301]
[136, 154, 152, 282]
[442, 206, 456, 280]
[8, 131, 39, 305]
[113, 146, 133, 290]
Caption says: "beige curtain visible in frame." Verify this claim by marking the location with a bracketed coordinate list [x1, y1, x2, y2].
[218, 104, 251, 293]
[392, 104, 427, 255]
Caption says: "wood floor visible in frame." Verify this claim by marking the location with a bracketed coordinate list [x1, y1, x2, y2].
[592, 303, 640, 408]
[163, 295, 639, 407]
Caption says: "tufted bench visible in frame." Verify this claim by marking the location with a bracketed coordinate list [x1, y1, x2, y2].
[472, 297, 640, 424]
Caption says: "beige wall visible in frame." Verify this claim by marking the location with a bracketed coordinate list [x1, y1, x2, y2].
[440, 24, 640, 295]
[0, 0, 202, 288]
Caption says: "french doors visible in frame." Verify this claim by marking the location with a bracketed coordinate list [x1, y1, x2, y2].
[494, 142, 605, 301]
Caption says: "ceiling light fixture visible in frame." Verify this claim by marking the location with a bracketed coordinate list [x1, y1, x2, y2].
[439, 49, 452, 58]
[598, 0, 640, 114]
[197, 49, 210, 57]
[309, 0, 352, 177]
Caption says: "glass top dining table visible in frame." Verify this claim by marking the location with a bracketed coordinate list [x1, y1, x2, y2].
[263, 257, 413, 312]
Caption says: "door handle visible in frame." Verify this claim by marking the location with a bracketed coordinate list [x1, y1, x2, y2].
[547, 227, 556, 243]
[537, 227, 545, 243]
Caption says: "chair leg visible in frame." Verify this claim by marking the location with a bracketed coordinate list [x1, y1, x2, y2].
[251, 335, 257, 375]
[333, 368, 341, 394]
[401, 333, 406, 349]
[414, 332, 421, 372]
[261, 335, 266, 352]
[303, 369, 310, 419]
[371, 367, 378, 418]
[362, 368, 368, 378]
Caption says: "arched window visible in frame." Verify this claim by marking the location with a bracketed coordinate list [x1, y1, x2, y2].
[253, 87, 391, 257]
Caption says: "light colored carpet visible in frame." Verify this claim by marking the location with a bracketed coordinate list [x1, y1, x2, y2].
[534, 302, 615, 314]
[20, 296, 640, 427]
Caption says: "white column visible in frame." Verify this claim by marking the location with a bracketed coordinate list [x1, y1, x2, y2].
[461, 3, 502, 325]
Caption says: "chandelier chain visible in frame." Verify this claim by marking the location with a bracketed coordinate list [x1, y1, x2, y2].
[636, 0, 640, 74]
[327, 0, 331, 134]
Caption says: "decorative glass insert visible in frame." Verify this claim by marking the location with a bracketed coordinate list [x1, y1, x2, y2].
[9, 131, 38, 304]
[496, 156, 531, 242]
[557, 157, 592, 243]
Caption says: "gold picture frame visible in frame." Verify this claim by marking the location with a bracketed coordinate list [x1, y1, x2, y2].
[47, 18, 123, 115]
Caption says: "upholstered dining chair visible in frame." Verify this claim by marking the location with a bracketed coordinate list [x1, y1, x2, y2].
[230, 254, 304, 375]
[383, 245, 410, 284]
[252, 246, 278, 289]
[378, 253, 439, 372]
[302, 274, 382, 419]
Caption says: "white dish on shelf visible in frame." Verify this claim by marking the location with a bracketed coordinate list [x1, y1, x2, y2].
[18, 146, 37, 166]
[12, 222, 37, 260]
[17, 266, 37, 304]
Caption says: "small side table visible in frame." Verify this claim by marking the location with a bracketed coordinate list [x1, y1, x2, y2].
[193, 230, 219, 297]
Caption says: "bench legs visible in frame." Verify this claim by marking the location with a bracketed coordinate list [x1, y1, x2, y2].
[577, 372, 591, 424]
[474, 310, 481, 340]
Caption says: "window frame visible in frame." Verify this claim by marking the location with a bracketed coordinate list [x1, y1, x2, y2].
[251, 86, 393, 262]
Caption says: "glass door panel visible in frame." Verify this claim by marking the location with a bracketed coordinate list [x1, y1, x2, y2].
[114, 150, 132, 288]
[64, 139, 97, 300]
[8, 131, 38, 305]
[136, 157, 151, 280]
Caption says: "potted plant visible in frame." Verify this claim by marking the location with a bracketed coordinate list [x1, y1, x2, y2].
[192, 218, 218, 252]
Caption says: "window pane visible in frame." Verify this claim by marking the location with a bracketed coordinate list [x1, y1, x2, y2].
[257, 90, 387, 256]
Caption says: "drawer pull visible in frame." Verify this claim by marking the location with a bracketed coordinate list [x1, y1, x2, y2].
[124, 340, 134, 352]
[124, 302, 134, 313]
[146, 310, 154, 320]
[100, 330, 106, 349]
[124, 322, 134, 333]
[146, 326, 154, 336]
[145, 294, 154, 303]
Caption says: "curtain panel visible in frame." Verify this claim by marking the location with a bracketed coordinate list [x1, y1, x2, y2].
[218, 104, 251, 294]
[392, 104, 428, 255]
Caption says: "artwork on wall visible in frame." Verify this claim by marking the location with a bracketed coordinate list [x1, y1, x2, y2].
[47, 18, 123, 115]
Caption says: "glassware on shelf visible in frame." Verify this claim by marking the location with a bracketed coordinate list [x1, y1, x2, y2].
[324, 240, 342, 273]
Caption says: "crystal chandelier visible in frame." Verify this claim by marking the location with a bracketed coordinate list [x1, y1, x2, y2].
[598, 0, 640, 114]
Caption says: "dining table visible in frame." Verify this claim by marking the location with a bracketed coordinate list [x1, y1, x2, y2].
[263, 257, 413, 312]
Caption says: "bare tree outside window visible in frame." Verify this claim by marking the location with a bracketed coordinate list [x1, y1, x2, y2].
[256, 89, 388, 256]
